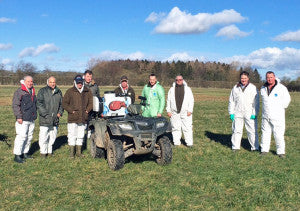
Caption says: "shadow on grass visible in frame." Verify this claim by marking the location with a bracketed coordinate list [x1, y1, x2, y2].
[0, 133, 11, 148]
[28, 135, 68, 155]
[205, 131, 251, 151]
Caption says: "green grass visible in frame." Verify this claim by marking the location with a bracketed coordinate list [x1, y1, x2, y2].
[0, 85, 299, 210]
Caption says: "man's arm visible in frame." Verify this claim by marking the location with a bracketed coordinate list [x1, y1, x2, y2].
[37, 89, 49, 117]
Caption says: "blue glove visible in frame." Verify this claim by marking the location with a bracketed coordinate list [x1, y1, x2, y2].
[230, 114, 235, 121]
[250, 115, 256, 120]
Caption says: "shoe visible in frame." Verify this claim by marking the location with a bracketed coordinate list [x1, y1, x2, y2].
[260, 152, 268, 156]
[47, 153, 53, 157]
[14, 155, 24, 163]
[232, 149, 239, 153]
[23, 153, 33, 159]
[278, 154, 285, 158]
[186, 145, 193, 148]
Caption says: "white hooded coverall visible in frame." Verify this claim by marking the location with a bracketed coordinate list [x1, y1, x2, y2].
[228, 83, 259, 150]
[166, 81, 194, 146]
[260, 81, 291, 154]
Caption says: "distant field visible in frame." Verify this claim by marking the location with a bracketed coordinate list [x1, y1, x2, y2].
[0, 85, 299, 210]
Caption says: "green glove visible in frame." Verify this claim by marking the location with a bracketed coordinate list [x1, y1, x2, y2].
[230, 114, 235, 121]
[250, 115, 256, 120]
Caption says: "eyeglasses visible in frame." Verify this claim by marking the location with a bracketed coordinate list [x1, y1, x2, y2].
[176, 79, 183, 81]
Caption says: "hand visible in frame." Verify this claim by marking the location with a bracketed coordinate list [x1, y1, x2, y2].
[157, 113, 162, 117]
[187, 112, 192, 116]
[250, 115, 256, 120]
[17, 119, 23, 124]
[167, 112, 172, 117]
[72, 111, 75, 114]
[85, 110, 89, 114]
[230, 114, 235, 121]
[57, 113, 61, 118]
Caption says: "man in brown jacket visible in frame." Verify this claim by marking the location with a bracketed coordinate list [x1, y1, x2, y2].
[62, 75, 93, 158]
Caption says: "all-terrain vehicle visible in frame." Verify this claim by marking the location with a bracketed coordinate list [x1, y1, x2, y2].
[88, 91, 172, 170]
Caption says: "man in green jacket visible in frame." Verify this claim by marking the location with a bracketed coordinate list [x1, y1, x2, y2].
[37, 76, 64, 157]
[142, 73, 165, 117]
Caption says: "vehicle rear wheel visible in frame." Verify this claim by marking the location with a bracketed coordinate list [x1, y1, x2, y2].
[90, 133, 105, 158]
[107, 139, 125, 170]
[156, 136, 172, 165]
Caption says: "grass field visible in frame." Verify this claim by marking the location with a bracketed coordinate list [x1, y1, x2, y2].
[0, 85, 299, 210]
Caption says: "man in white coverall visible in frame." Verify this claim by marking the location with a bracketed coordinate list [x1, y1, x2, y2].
[260, 71, 291, 158]
[228, 71, 259, 152]
[167, 75, 194, 147]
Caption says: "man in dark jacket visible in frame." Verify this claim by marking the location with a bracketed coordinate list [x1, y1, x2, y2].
[62, 75, 93, 158]
[12, 76, 37, 163]
[83, 69, 100, 97]
[114, 75, 135, 104]
[37, 76, 64, 158]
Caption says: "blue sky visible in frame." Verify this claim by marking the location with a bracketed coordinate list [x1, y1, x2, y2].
[1, 0, 300, 79]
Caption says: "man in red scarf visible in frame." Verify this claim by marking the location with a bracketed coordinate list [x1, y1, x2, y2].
[12, 76, 37, 163]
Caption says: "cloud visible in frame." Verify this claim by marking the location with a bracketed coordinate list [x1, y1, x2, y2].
[0, 17, 16, 23]
[164, 52, 197, 62]
[221, 47, 300, 73]
[19, 43, 60, 58]
[1, 58, 12, 65]
[216, 25, 251, 39]
[147, 7, 246, 34]
[97, 51, 145, 60]
[273, 29, 300, 42]
[0, 43, 13, 50]
[145, 12, 166, 23]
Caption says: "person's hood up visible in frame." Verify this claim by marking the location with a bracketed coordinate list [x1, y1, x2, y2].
[20, 79, 35, 96]
[74, 80, 84, 93]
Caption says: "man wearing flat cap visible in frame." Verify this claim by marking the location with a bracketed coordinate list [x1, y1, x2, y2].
[62, 75, 93, 158]
[114, 75, 135, 104]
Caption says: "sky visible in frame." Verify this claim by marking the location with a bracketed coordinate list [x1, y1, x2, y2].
[1, 0, 300, 79]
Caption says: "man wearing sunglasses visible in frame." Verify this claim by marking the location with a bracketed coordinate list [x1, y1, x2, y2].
[166, 75, 194, 147]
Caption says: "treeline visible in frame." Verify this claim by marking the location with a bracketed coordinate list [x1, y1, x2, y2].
[1, 60, 299, 91]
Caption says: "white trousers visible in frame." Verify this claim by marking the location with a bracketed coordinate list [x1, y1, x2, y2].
[261, 118, 286, 154]
[231, 117, 259, 150]
[13, 121, 35, 155]
[170, 112, 193, 146]
[39, 126, 58, 154]
[67, 123, 86, 146]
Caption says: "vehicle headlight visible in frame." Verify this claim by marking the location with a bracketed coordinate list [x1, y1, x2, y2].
[156, 122, 165, 128]
[119, 123, 133, 130]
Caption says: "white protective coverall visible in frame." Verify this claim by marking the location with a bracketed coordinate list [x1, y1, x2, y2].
[260, 80, 291, 154]
[228, 83, 259, 150]
[166, 81, 194, 146]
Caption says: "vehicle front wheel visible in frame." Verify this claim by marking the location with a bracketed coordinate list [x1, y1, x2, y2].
[90, 133, 105, 158]
[107, 139, 125, 170]
[155, 136, 172, 165]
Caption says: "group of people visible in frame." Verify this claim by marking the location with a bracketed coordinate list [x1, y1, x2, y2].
[228, 71, 291, 158]
[12, 71, 195, 163]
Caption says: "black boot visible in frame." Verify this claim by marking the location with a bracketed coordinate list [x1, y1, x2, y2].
[23, 153, 33, 159]
[14, 155, 24, 163]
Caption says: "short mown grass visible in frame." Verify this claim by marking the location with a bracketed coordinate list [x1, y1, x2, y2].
[0, 85, 299, 210]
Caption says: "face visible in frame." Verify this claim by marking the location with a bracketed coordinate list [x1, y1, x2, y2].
[176, 76, 183, 85]
[266, 73, 276, 85]
[77, 82, 83, 89]
[48, 77, 56, 89]
[149, 76, 157, 86]
[121, 80, 128, 88]
[240, 74, 249, 86]
[24, 77, 33, 89]
[84, 73, 92, 83]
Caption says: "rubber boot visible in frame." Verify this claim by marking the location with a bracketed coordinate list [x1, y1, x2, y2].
[76, 145, 84, 157]
[14, 155, 24, 163]
[70, 146, 75, 158]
